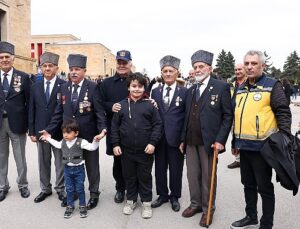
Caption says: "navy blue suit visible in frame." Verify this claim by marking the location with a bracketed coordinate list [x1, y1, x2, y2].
[28, 77, 66, 194]
[151, 84, 187, 200]
[46, 79, 106, 197]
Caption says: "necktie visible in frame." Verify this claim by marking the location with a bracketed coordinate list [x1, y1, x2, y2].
[195, 83, 203, 102]
[2, 73, 10, 97]
[45, 81, 51, 103]
[72, 84, 79, 112]
[164, 86, 172, 110]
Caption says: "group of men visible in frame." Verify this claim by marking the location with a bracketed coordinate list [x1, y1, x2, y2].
[0, 40, 292, 229]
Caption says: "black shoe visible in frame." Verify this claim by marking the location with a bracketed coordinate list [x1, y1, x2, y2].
[64, 206, 74, 219]
[0, 190, 8, 202]
[114, 191, 125, 203]
[230, 216, 259, 228]
[34, 192, 52, 203]
[151, 196, 169, 208]
[170, 198, 180, 212]
[87, 198, 98, 210]
[61, 197, 67, 207]
[79, 205, 88, 218]
[227, 161, 240, 169]
[19, 187, 30, 198]
[57, 192, 66, 201]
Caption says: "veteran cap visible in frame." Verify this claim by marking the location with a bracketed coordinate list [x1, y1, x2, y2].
[40, 52, 59, 66]
[160, 55, 181, 70]
[191, 50, 214, 66]
[0, 41, 15, 55]
[67, 54, 87, 68]
[116, 50, 132, 62]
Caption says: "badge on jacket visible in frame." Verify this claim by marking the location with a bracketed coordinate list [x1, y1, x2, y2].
[13, 74, 22, 93]
[210, 94, 218, 105]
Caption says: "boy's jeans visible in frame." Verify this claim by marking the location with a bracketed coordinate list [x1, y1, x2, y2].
[64, 164, 86, 207]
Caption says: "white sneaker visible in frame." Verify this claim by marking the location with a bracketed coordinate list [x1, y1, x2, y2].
[123, 200, 136, 215]
[142, 202, 152, 219]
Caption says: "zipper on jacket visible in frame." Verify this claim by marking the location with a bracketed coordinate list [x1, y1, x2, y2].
[237, 96, 244, 108]
[238, 92, 249, 138]
[256, 115, 259, 139]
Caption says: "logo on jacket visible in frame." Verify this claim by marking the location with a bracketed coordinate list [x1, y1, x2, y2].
[253, 93, 262, 101]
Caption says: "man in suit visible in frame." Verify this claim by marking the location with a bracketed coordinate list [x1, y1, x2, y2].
[180, 50, 233, 227]
[151, 55, 187, 212]
[0, 41, 31, 201]
[41, 54, 107, 210]
[99, 50, 133, 203]
[28, 52, 66, 205]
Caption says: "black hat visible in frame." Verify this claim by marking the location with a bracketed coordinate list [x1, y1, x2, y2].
[40, 52, 59, 66]
[0, 41, 15, 55]
[67, 54, 87, 68]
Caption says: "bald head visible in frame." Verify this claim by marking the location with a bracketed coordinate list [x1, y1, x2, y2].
[234, 63, 246, 81]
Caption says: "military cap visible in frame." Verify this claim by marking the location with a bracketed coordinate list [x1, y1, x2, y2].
[40, 52, 59, 66]
[191, 50, 214, 66]
[67, 54, 87, 68]
[0, 41, 15, 55]
[160, 55, 181, 70]
[116, 50, 132, 62]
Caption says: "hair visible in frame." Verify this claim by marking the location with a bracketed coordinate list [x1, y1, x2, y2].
[126, 72, 147, 88]
[61, 119, 79, 133]
[244, 50, 266, 64]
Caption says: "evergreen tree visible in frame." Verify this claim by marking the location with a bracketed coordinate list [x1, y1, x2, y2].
[215, 49, 235, 79]
[283, 51, 300, 81]
[263, 51, 273, 75]
[269, 66, 282, 79]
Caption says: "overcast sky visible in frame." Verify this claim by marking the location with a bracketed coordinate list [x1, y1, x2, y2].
[31, 0, 300, 78]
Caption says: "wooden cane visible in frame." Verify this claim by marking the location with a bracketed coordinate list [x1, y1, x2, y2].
[206, 145, 218, 227]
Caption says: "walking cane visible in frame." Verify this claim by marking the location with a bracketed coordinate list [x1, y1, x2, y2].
[206, 144, 218, 227]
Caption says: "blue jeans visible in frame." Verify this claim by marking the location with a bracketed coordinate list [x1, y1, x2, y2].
[64, 164, 86, 207]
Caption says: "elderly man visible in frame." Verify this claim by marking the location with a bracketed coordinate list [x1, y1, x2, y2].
[180, 50, 233, 227]
[99, 50, 133, 204]
[230, 51, 291, 229]
[41, 54, 107, 210]
[0, 41, 31, 201]
[227, 63, 247, 169]
[151, 55, 187, 212]
[29, 52, 66, 205]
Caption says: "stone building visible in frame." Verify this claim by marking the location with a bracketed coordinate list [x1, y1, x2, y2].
[31, 34, 117, 80]
[0, 0, 35, 73]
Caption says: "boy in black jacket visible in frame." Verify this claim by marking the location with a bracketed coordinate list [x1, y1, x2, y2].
[111, 73, 162, 219]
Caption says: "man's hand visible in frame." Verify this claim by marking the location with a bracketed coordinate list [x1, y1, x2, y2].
[231, 148, 240, 156]
[112, 103, 121, 113]
[211, 142, 225, 155]
[29, 136, 37, 142]
[113, 146, 122, 156]
[179, 142, 185, 154]
[145, 144, 155, 154]
[94, 129, 107, 141]
[39, 130, 51, 141]
[149, 98, 158, 109]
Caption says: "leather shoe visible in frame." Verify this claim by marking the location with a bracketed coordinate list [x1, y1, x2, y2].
[114, 191, 125, 203]
[57, 192, 66, 201]
[19, 187, 30, 198]
[87, 198, 98, 210]
[182, 207, 202, 218]
[227, 161, 240, 169]
[34, 192, 52, 203]
[0, 190, 8, 202]
[170, 198, 180, 212]
[151, 197, 168, 208]
[199, 213, 213, 227]
[230, 215, 258, 228]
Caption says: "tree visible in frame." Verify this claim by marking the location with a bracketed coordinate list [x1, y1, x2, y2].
[215, 49, 235, 79]
[269, 66, 282, 79]
[282, 51, 300, 81]
[263, 51, 273, 75]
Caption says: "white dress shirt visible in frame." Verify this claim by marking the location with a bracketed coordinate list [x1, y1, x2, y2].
[44, 76, 57, 96]
[198, 76, 210, 97]
[1, 68, 13, 85]
[163, 82, 177, 104]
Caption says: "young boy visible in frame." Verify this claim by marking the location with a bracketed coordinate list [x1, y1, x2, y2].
[40, 119, 101, 219]
[111, 72, 162, 219]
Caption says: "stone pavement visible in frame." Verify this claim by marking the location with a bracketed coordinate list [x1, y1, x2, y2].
[1, 98, 300, 229]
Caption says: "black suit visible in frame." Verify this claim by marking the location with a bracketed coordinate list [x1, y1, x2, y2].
[182, 77, 233, 213]
[29, 77, 66, 194]
[46, 79, 106, 197]
[0, 68, 31, 191]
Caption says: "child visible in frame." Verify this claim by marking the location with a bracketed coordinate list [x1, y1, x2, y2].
[40, 119, 101, 219]
[111, 72, 162, 219]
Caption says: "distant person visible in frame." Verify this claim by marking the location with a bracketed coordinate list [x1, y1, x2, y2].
[0, 41, 31, 202]
[111, 73, 162, 219]
[40, 119, 103, 218]
[227, 63, 247, 169]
